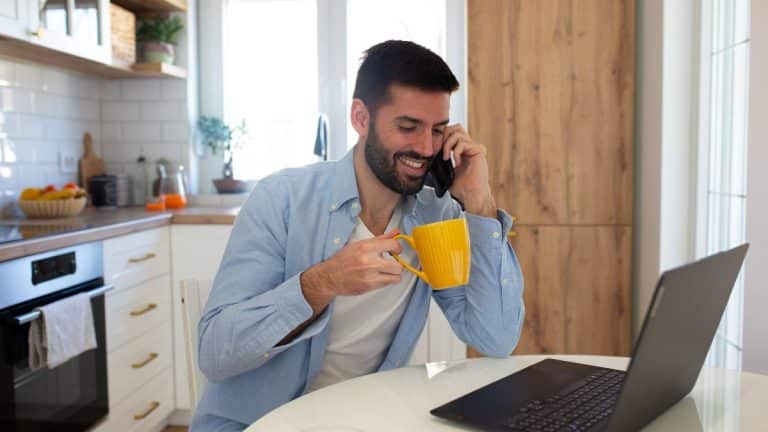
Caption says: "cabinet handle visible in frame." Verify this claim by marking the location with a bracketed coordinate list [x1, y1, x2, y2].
[128, 252, 156, 263]
[29, 27, 45, 38]
[131, 352, 159, 369]
[133, 401, 160, 420]
[129, 303, 157, 317]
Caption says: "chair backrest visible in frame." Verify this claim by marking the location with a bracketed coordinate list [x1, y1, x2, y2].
[180, 279, 213, 409]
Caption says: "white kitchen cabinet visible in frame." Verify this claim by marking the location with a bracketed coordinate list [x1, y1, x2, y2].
[91, 226, 173, 432]
[0, 0, 111, 64]
[169, 224, 232, 419]
[0, 0, 29, 40]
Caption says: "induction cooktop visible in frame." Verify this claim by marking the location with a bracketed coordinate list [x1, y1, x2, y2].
[0, 221, 93, 245]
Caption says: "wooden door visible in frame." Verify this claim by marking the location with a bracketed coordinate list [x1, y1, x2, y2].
[467, 0, 635, 357]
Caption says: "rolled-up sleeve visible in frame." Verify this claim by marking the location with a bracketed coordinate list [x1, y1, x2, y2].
[432, 209, 525, 358]
[197, 177, 323, 382]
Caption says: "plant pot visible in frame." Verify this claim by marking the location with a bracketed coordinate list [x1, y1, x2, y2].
[213, 178, 249, 194]
[139, 42, 175, 64]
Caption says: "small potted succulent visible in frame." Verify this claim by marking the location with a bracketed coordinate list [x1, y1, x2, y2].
[136, 15, 184, 64]
[197, 116, 249, 193]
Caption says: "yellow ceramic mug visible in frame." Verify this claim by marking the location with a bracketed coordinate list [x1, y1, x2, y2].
[391, 218, 471, 289]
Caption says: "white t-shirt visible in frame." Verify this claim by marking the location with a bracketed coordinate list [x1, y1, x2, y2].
[308, 205, 418, 392]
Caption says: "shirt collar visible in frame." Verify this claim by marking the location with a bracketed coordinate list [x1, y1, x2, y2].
[330, 146, 420, 217]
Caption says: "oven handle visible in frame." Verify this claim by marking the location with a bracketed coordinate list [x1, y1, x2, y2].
[13, 284, 115, 325]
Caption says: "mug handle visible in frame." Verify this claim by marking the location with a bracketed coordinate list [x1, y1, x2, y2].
[392, 234, 430, 284]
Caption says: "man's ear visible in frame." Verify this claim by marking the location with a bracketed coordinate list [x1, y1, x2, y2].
[350, 99, 371, 137]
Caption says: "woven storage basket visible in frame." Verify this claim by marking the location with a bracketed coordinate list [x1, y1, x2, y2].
[18, 197, 87, 218]
[110, 3, 136, 66]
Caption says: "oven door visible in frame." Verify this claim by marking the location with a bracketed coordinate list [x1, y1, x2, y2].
[0, 280, 109, 432]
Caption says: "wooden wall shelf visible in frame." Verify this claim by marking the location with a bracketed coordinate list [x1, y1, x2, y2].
[111, 0, 187, 13]
[0, 38, 187, 79]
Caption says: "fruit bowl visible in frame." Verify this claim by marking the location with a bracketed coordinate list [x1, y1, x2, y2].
[18, 197, 87, 218]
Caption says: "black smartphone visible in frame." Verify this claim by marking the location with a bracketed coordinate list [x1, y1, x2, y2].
[428, 153, 454, 198]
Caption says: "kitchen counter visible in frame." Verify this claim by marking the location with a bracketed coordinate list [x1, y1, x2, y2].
[0, 206, 240, 262]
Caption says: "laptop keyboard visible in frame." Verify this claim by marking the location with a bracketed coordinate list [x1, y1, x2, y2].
[503, 368, 626, 431]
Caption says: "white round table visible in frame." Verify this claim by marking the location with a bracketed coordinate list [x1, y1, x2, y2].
[246, 355, 768, 431]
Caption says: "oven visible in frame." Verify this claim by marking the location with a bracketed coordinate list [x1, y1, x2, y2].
[0, 242, 109, 432]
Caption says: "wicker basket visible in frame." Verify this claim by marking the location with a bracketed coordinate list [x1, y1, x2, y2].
[18, 197, 87, 219]
[110, 3, 136, 67]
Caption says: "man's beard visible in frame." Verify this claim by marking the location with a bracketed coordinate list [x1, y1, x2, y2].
[364, 123, 431, 195]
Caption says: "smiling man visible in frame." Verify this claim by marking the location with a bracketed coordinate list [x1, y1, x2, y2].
[191, 40, 524, 431]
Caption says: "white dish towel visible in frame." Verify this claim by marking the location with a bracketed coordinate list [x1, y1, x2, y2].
[28, 292, 97, 370]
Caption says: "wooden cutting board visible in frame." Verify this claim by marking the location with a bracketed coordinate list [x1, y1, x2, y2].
[78, 132, 105, 189]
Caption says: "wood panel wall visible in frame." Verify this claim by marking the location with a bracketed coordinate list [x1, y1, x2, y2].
[467, 0, 635, 357]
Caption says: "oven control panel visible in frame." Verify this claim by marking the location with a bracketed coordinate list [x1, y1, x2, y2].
[31, 252, 76, 285]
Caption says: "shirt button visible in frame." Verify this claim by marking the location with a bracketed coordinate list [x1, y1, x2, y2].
[333, 237, 341, 245]
[502, 278, 510, 284]
[330, 204, 337, 211]
[263, 353, 269, 358]
[351, 202, 359, 209]
[492, 231, 501, 239]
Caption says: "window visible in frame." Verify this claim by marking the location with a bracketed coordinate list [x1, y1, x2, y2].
[223, 0, 320, 180]
[345, 0, 447, 147]
[697, 0, 751, 370]
[220, 0, 455, 181]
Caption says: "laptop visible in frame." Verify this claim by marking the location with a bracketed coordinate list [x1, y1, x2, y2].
[430, 244, 749, 432]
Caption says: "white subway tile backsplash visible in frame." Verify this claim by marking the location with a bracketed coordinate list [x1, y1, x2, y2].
[0, 138, 14, 163]
[122, 122, 162, 142]
[161, 80, 186, 99]
[14, 63, 42, 90]
[43, 117, 73, 140]
[5, 113, 44, 139]
[79, 99, 100, 120]
[75, 77, 102, 100]
[141, 101, 183, 121]
[142, 141, 182, 162]
[38, 93, 65, 116]
[101, 122, 121, 141]
[0, 87, 34, 113]
[102, 141, 143, 163]
[102, 101, 140, 121]
[121, 79, 162, 101]
[41, 68, 72, 95]
[5, 139, 58, 164]
[162, 122, 188, 141]
[1, 57, 190, 196]
[101, 80, 122, 101]
[0, 60, 15, 85]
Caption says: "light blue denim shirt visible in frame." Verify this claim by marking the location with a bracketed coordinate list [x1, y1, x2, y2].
[191, 149, 525, 431]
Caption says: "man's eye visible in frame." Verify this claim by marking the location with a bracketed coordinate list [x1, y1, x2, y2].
[432, 129, 445, 136]
[399, 125, 417, 132]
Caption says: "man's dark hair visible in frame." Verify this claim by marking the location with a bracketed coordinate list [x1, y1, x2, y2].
[352, 40, 459, 115]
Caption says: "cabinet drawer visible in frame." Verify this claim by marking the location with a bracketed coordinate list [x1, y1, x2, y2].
[106, 275, 171, 352]
[104, 228, 170, 290]
[91, 368, 174, 432]
[108, 321, 173, 407]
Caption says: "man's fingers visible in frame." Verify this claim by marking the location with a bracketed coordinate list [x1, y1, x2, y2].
[377, 238, 403, 255]
[379, 259, 404, 275]
[376, 229, 400, 239]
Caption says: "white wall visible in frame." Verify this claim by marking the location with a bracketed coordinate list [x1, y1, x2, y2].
[742, 0, 768, 376]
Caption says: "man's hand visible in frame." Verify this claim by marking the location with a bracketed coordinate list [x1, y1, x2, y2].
[441, 124, 497, 218]
[300, 230, 404, 315]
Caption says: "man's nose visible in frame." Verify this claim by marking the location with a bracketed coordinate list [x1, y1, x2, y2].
[414, 128, 434, 158]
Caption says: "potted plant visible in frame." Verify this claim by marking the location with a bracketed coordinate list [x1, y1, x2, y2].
[136, 15, 184, 64]
[197, 116, 249, 193]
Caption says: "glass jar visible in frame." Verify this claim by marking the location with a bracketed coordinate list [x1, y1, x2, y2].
[156, 161, 188, 209]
